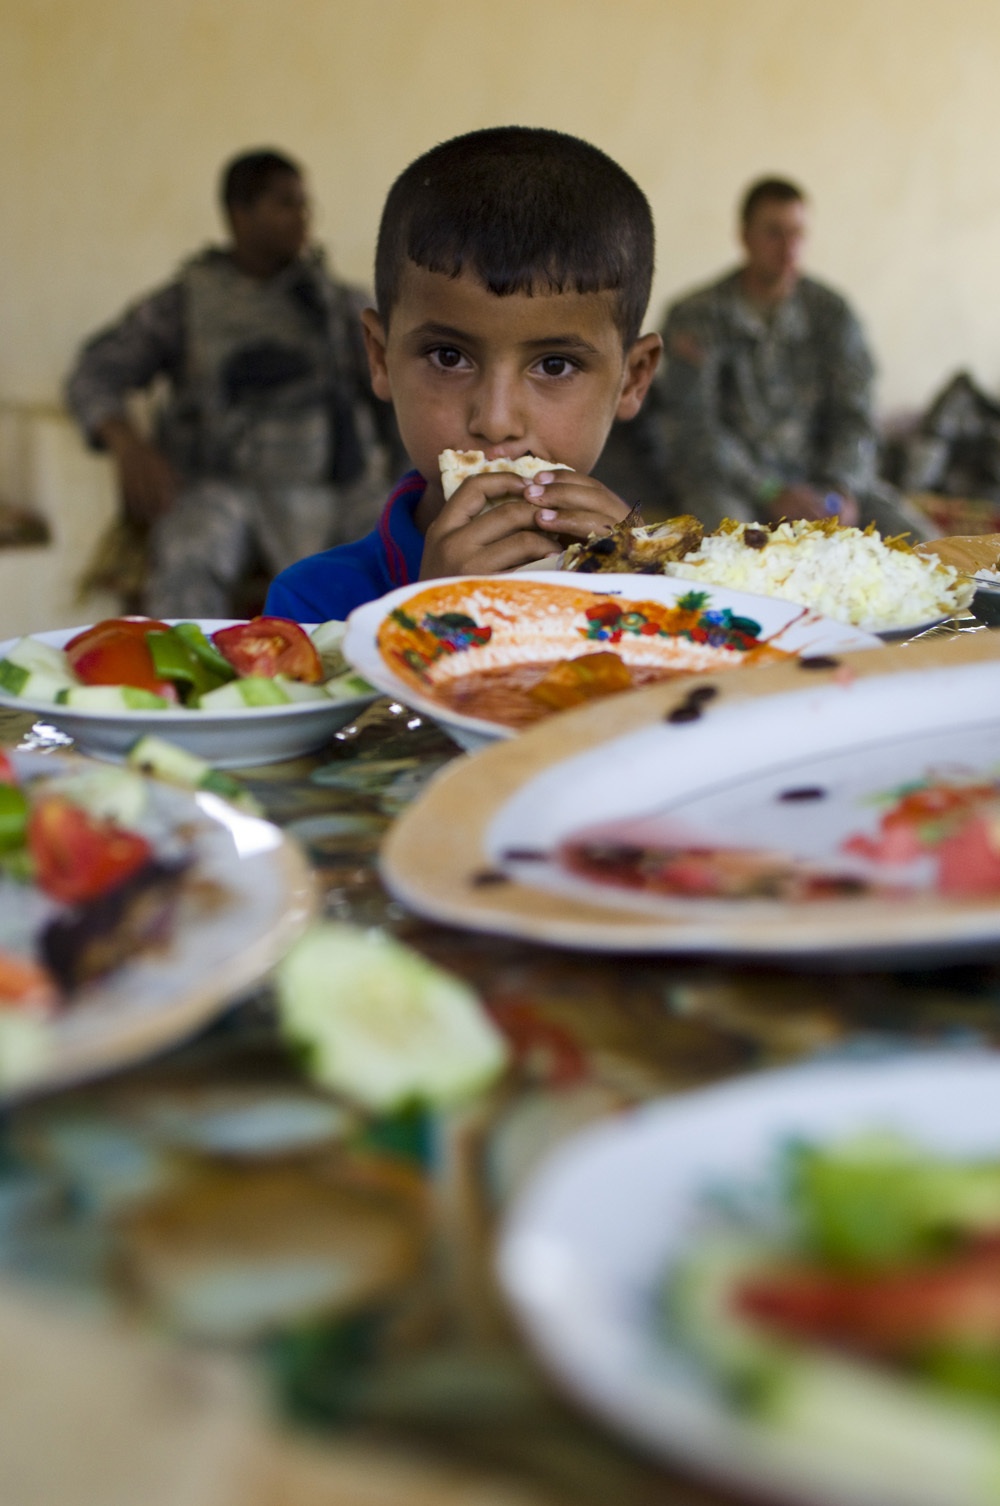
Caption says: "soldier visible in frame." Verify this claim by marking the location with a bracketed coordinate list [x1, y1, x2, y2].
[66, 148, 400, 616]
[657, 177, 933, 538]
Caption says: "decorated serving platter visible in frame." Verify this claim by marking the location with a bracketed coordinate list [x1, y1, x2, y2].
[382, 629, 1000, 962]
[344, 572, 879, 751]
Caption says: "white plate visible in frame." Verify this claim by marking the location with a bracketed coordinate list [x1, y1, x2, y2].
[344, 573, 880, 752]
[2, 750, 316, 1098]
[0, 621, 377, 767]
[498, 1049, 1000, 1506]
[381, 628, 1000, 961]
[873, 614, 952, 641]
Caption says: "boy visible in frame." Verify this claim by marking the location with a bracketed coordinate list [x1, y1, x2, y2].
[266, 126, 662, 621]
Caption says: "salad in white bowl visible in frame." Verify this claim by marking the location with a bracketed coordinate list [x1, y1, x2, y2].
[0, 616, 377, 767]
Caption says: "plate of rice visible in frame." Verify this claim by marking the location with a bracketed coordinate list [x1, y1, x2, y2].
[658, 520, 973, 635]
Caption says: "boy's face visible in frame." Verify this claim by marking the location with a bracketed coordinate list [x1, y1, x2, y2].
[362, 263, 660, 510]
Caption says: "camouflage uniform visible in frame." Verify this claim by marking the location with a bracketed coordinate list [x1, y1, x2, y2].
[66, 247, 400, 616]
[658, 271, 933, 538]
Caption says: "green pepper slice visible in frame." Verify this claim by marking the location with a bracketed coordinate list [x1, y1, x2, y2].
[0, 782, 28, 853]
[172, 623, 238, 683]
[146, 628, 230, 702]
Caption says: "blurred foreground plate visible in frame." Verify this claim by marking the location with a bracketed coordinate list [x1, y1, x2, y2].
[382, 629, 1000, 963]
[497, 1049, 1000, 1506]
[2, 750, 315, 1099]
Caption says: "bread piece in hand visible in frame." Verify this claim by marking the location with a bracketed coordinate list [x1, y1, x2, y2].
[439, 449, 572, 505]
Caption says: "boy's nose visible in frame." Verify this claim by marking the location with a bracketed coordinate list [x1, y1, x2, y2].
[468, 371, 526, 448]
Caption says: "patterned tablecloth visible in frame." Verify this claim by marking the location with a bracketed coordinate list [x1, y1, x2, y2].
[3, 614, 1000, 1506]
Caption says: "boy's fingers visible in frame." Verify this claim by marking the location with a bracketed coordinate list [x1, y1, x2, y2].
[464, 531, 566, 573]
[533, 508, 619, 538]
[439, 470, 529, 526]
[422, 530, 560, 580]
[429, 497, 547, 547]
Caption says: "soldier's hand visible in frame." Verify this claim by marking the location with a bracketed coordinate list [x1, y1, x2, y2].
[766, 485, 859, 528]
[98, 419, 177, 524]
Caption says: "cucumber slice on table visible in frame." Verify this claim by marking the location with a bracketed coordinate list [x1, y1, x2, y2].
[127, 735, 262, 814]
[275, 923, 509, 1112]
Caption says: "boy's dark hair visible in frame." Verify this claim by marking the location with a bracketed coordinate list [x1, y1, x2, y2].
[374, 126, 655, 346]
[220, 149, 301, 212]
[740, 176, 806, 227]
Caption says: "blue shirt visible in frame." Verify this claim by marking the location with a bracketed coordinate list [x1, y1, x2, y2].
[265, 470, 426, 621]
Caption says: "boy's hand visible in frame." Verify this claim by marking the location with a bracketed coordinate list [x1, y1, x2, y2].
[419, 469, 628, 580]
[522, 470, 630, 542]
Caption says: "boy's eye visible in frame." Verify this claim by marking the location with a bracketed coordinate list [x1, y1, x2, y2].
[428, 346, 468, 371]
[536, 355, 578, 378]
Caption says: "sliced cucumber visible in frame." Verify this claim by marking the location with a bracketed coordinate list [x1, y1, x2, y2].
[670, 1233, 1000, 1502]
[1, 636, 73, 677]
[0, 1012, 52, 1089]
[309, 619, 348, 678]
[0, 662, 77, 703]
[324, 670, 376, 702]
[746, 1347, 1000, 1503]
[126, 734, 262, 814]
[127, 733, 209, 787]
[275, 923, 509, 1112]
[44, 764, 147, 826]
[198, 676, 290, 710]
[273, 675, 330, 704]
[668, 1236, 783, 1378]
[59, 685, 171, 711]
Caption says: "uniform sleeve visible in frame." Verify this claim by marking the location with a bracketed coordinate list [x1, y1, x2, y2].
[64, 281, 185, 446]
[814, 301, 878, 497]
[660, 297, 772, 507]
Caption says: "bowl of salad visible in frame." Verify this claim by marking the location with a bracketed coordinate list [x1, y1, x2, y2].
[0, 616, 378, 767]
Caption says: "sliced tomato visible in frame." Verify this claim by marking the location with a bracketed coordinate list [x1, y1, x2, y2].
[28, 796, 152, 904]
[0, 750, 16, 784]
[937, 813, 1000, 897]
[735, 1248, 1000, 1357]
[65, 616, 170, 654]
[211, 617, 323, 683]
[66, 619, 175, 697]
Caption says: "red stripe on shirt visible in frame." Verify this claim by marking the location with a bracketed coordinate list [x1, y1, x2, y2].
[378, 474, 418, 587]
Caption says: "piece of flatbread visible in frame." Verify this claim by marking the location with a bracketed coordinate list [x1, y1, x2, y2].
[916, 533, 1000, 578]
[439, 449, 572, 504]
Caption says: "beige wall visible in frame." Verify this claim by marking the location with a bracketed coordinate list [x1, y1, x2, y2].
[2, 0, 1000, 628]
[5, 0, 1000, 412]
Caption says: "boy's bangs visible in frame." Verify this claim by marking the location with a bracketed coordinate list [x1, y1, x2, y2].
[376, 127, 655, 344]
[407, 223, 631, 305]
